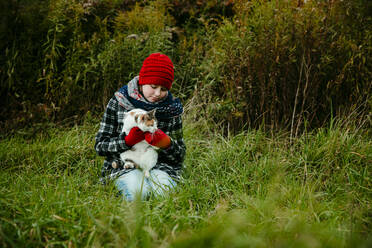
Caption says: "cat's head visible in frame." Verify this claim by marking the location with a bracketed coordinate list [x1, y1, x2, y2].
[124, 108, 157, 133]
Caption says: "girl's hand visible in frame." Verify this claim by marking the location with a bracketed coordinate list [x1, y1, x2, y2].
[145, 129, 171, 149]
[124, 127, 145, 146]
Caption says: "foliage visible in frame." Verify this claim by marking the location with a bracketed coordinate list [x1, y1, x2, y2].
[0, 118, 371, 247]
[0, 0, 176, 130]
[0, 0, 50, 126]
[168, 0, 234, 27]
[198, 0, 371, 134]
[115, 0, 173, 33]
[0, 0, 371, 135]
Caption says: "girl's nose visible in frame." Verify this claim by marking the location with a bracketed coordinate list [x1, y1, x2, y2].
[154, 88, 161, 96]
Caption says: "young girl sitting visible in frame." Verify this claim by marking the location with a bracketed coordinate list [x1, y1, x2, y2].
[94, 53, 186, 201]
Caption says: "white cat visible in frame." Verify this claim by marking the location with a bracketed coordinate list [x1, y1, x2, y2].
[119, 108, 158, 178]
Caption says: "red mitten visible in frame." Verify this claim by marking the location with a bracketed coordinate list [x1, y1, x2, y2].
[145, 129, 171, 149]
[124, 127, 145, 146]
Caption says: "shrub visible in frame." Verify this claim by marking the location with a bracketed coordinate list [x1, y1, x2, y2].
[0, 0, 50, 125]
[38, 0, 117, 116]
[0, 0, 178, 129]
[198, 0, 371, 134]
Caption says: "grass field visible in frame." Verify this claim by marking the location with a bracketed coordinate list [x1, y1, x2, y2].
[0, 117, 371, 247]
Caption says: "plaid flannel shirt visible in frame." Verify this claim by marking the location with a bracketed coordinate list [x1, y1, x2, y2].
[95, 93, 186, 183]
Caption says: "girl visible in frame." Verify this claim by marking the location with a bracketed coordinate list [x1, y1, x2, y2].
[95, 53, 185, 201]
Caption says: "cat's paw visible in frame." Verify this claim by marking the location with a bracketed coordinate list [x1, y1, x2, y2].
[124, 161, 135, 169]
[112, 161, 118, 169]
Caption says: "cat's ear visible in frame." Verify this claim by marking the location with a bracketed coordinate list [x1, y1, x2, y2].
[148, 108, 156, 118]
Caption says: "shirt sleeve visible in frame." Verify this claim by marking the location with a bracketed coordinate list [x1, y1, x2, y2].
[94, 97, 131, 156]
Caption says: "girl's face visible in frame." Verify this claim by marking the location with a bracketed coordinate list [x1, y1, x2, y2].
[141, 84, 168, 103]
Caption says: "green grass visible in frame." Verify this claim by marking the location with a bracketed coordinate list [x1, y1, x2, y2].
[0, 119, 371, 247]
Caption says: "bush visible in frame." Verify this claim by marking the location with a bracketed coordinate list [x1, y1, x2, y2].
[0, 0, 179, 130]
[0, 0, 51, 125]
[198, 0, 371, 134]
[1, 0, 370, 135]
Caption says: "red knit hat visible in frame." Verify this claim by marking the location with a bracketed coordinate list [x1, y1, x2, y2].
[139, 53, 174, 90]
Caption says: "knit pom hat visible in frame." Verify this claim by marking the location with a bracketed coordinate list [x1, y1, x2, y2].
[139, 53, 174, 90]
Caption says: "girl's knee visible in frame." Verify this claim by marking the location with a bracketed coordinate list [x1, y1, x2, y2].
[149, 169, 176, 196]
[115, 169, 149, 201]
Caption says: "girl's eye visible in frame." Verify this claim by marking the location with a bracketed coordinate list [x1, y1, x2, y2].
[150, 85, 167, 92]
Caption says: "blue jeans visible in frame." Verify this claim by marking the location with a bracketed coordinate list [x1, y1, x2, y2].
[115, 169, 176, 201]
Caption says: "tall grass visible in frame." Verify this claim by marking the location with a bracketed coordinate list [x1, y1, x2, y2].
[0, 116, 371, 247]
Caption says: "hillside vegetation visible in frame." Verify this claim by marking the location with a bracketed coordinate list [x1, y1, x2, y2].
[1, 0, 371, 134]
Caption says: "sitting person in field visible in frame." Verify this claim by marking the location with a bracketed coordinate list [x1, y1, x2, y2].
[94, 53, 186, 201]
